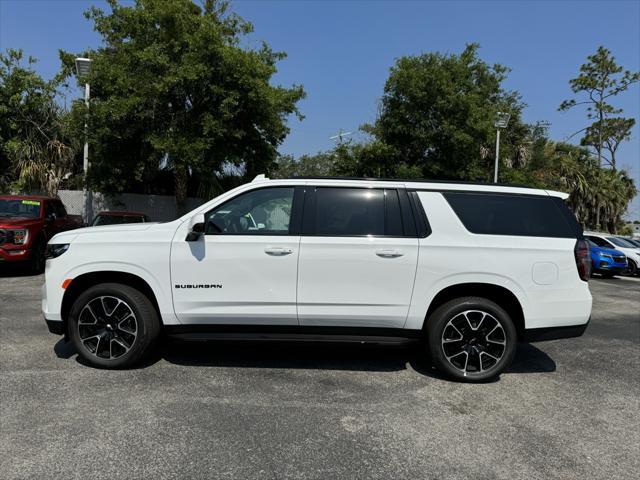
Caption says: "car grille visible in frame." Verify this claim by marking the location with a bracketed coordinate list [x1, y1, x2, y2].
[0, 228, 6, 245]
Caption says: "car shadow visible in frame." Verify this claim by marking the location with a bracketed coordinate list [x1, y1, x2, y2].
[0, 264, 39, 278]
[507, 343, 556, 373]
[56, 337, 556, 378]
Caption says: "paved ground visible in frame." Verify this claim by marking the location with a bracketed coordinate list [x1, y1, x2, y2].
[1, 269, 638, 480]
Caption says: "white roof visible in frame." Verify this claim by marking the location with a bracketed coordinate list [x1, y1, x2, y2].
[252, 174, 568, 198]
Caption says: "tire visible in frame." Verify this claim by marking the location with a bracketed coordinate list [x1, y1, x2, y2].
[426, 297, 517, 382]
[621, 259, 637, 277]
[27, 237, 46, 274]
[68, 283, 160, 368]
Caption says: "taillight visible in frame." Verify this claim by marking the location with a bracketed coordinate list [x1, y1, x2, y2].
[574, 239, 591, 281]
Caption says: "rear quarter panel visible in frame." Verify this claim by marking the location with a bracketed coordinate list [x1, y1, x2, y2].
[406, 192, 592, 330]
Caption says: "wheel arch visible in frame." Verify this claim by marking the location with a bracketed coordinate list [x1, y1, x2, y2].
[424, 282, 526, 340]
[61, 271, 162, 327]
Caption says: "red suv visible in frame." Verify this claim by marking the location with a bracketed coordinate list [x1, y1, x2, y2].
[0, 195, 83, 272]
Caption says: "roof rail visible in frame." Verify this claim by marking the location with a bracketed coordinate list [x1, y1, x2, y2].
[285, 175, 536, 189]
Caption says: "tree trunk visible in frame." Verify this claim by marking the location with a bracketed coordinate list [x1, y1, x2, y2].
[174, 164, 188, 215]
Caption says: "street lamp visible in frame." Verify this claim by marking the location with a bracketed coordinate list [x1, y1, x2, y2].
[75, 57, 92, 223]
[493, 112, 510, 183]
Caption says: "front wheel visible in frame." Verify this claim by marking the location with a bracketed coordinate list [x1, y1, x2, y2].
[68, 283, 160, 368]
[426, 297, 517, 382]
[621, 259, 637, 277]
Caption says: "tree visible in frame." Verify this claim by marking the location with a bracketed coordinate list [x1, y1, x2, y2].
[367, 43, 529, 181]
[559, 46, 639, 169]
[60, 0, 305, 206]
[0, 49, 78, 195]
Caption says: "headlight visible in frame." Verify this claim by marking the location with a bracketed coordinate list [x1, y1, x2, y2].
[45, 243, 70, 259]
[600, 253, 613, 259]
[8, 229, 28, 244]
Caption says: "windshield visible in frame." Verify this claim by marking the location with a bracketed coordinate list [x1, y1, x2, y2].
[0, 199, 41, 218]
[92, 214, 145, 226]
[609, 237, 636, 248]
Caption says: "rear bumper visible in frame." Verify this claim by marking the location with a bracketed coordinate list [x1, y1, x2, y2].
[524, 316, 590, 342]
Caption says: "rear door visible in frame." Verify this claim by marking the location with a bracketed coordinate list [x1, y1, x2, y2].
[297, 186, 419, 328]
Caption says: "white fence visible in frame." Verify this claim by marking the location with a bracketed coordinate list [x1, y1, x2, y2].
[57, 190, 206, 223]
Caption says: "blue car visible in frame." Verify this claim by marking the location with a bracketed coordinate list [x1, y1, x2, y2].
[586, 239, 627, 277]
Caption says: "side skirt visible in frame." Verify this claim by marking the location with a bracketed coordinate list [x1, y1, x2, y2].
[164, 325, 423, 346]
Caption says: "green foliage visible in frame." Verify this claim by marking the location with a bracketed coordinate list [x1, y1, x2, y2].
[369, 43, 528, 181]
[0, 49, 79, 195]
[270, 152, 337, 179]
[559, 46, 639, 169]
[60, 0, 305, 203]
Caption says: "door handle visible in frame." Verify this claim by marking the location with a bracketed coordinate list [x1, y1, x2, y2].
[375, 249, 404, 258]
[264, 247, 294, 256]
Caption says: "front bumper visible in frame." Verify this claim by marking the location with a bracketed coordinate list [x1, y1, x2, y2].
[45, 318, 66, 335]
[0, 246, 31, 263]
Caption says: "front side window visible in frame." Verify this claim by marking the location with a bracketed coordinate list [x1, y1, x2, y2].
[205, 187, 294, 235]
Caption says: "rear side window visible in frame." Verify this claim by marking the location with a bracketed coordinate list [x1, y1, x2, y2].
[443, 192, 577, 238]
[314, 188, 385, 236]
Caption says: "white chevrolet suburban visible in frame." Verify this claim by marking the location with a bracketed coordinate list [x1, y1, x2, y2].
[42, 176, 592, 381]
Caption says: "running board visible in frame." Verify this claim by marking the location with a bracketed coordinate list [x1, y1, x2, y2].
[164, 325, 422, 346]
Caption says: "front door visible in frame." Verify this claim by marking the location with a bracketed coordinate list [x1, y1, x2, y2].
[297, 186, 419, 329]
[171, 186, 301, 325]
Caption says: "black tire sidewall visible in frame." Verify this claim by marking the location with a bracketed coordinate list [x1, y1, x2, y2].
[28, 238, 45, 274]
[427, 297, 517, 382]
[68, 283, 159, 369]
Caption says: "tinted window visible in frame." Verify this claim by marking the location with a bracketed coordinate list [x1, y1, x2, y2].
[586, 236, 612, 248]
[444, 192, 576, 238]
[385, 189, 404, 236]
[206, 187, 294, 235]
[314, 188, 384, 236]
[0, 199, 41, 218]
[53, 201, 67, 218]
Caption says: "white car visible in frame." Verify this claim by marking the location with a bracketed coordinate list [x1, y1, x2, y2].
[42, 176, 592, 381]
[584, 232, 640, 276]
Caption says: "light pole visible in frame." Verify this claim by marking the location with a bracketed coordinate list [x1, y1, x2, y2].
[75, 57, 92, 224]
[493, 112, 510, 183]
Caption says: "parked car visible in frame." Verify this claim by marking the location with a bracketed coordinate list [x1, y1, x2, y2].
[623, 237, 640, 249]
[42, 176, 592, 382]
[585, 233, 640, 276]
[91, 211, 150, 226]
[585, 239, 627, 278]
[0, 195, 83, 273]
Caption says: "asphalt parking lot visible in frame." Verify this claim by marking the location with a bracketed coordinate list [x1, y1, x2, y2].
[1, 270, 638, 480]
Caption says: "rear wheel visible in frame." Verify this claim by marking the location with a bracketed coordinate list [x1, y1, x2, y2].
[426, 297, 517, 382]
[68, 283, 160, 368]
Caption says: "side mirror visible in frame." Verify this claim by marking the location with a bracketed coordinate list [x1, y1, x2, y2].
[186, 213, 205, 242]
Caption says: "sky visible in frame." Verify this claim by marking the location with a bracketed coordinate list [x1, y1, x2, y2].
[1, 0, 639, 218]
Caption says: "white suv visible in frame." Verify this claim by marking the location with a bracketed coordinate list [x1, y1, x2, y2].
[42, 176, 592, 381]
